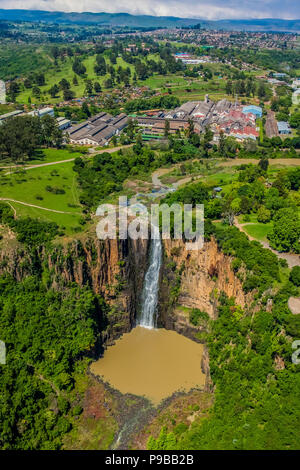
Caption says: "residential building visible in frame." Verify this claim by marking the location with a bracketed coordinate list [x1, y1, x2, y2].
[277, 121, 292, 135]
[242, 105, 263, 118]
[56, 117, 71, 130]
[28, 107, 54, 118]
[0, 109, 23, 124]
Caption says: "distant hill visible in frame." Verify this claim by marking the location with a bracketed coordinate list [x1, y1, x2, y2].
[0, 9, 299, 32]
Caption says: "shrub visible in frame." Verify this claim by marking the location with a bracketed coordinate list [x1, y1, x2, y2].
[189, 309, 209, 326]
[257, 206, 271, 224]
[290, 266, 300, 287]
[45, 185, 66, 195]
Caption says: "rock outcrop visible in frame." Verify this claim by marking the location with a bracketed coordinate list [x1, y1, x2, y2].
[158, 237, 252, 337]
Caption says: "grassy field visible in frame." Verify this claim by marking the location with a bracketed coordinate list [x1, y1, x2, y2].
[15, 52, 157, 105]
[0, 104, 15, 114]
[0, 148, 84, 167]
[0, 160, 83, 233]
[241, 222, 272, 241]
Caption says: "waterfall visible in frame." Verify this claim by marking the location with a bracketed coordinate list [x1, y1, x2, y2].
[138, 226, 162, 329]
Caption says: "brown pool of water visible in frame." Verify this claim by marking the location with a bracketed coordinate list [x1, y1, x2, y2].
[90, 326, 205, 405]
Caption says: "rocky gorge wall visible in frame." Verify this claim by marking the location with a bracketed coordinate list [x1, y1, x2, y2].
[158, 237, 253, 393]
[158, 237, 252, 339]
[0, 234, 251, 353]
[0, 236, 149, 346]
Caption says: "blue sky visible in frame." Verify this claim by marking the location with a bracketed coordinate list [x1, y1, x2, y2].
[0, 0, 299, 20]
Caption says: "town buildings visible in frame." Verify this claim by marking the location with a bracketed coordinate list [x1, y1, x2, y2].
[133, 96, 260, 142]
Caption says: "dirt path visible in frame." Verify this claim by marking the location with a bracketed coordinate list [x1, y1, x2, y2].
[152, 168, 171, 187]
[234, 217, 300, 268]
[288, 297, 300, 315]
[0, 198, 76, 215]
[152, 167, 202, 189]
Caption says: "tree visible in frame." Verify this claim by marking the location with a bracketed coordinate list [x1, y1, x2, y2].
[187, 119, 195, 139]
[49, 84, 59, 98]
[133, 133, 143, 155]
[257, 206, 271, 224]
[59, 79, 70, 91]
[94, 55, 106, 76]
[51, 45, 60, 60]
[219, 131, 226, 156]
[258, 82, 267, 100]
[41, 115, 63, 148]
[0, 116, 43, 162]
[72, 58, 86, 76]
[203, 127, 213, 155]
[258, 157, 269, 172]
[32, 86, 41, 99]
[81, 102, 91, 118]
[94, 81, 101, 93]
[289, 113, 300, 129]
[63, 89, 75, 101]
[164, 119, 170, 137]
[268, 207, 300, 253]
[24, 78, 32, 89]
[84, 80, 93, 96]
[290, 266, 300, 286]
[226, 80, 233, 95]
[104, 77, 113, 89]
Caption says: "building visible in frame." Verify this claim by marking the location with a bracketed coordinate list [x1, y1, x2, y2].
[67, 112, 128, 146]
[242, 105, 262, 119]
[292, 79, 300, 90]
[134, 115, 200, 136]
[273, 72, 288, 79]
[28, 107, 54, 118]
[56, 117, 71, 130]
[292, 89, 300, 106]
[277, 121, 291, 135]
[0, 109, 23, 124]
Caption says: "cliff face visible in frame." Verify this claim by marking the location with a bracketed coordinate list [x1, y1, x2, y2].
[0, 234, 250, 351]
[0, 236, 149, 346]
[159, 237, 252, 333]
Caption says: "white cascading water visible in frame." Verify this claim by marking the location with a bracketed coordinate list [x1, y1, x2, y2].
[138, 225, 162, 329]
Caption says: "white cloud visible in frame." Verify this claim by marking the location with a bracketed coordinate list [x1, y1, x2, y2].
[0, 0, 299, 20]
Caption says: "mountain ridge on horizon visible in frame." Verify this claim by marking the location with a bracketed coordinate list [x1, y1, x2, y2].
[0, 8, 299, 32]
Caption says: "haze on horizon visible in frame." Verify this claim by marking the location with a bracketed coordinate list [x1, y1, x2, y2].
[0, 0, 299, 21]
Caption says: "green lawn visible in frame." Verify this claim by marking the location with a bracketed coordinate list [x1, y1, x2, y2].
[203, 171, 236, 187]
[0, 161, 83, 233]
[242, 222, 272, 241]
[27, 148, 84, 165]
[238, 213, 258, 224]
[0, 148, 84, 167]
[0, 104, 16, 115]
